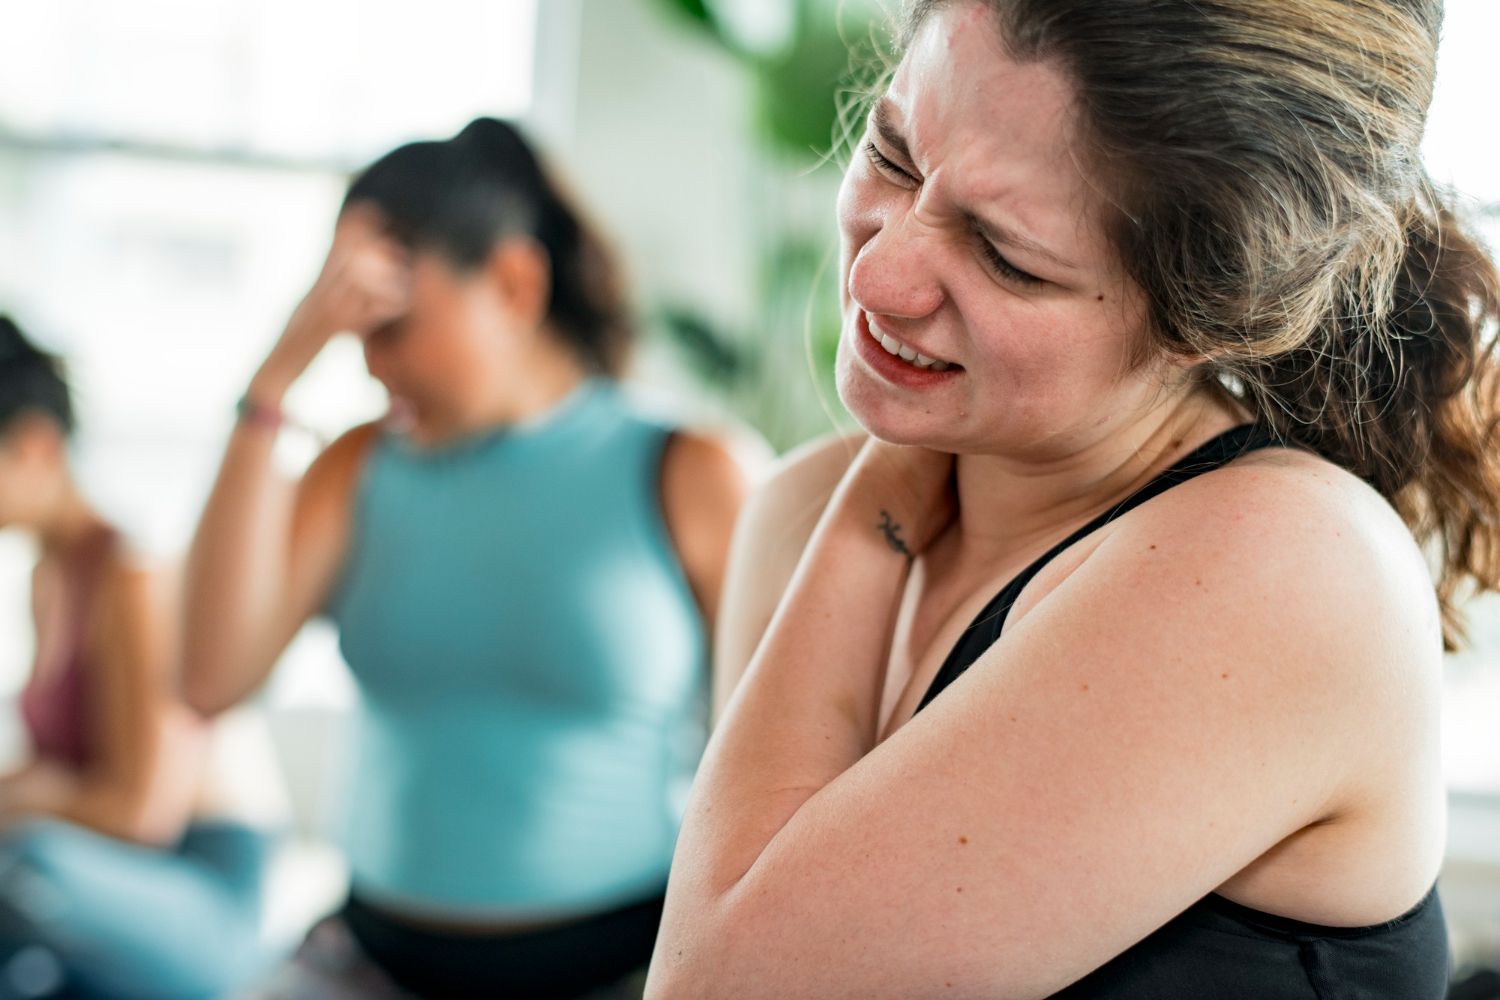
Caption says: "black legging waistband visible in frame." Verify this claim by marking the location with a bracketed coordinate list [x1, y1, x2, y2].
[341, 890, 665, 1000]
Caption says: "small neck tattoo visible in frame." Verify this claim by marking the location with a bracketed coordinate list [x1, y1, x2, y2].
[878, 509, 913, 559]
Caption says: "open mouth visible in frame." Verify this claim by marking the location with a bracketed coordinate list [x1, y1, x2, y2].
[866, 317, 958, 372]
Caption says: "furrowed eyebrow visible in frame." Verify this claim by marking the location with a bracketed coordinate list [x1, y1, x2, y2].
[871, 99, 914, 166]
[870, 97, 1081, 273]
[967, 212, 1079, 272]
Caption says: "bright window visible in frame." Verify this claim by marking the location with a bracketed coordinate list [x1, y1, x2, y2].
[1426, 0, 1500, 797]
[0, 0, 539, 709]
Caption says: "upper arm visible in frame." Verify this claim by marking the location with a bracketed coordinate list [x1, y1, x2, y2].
[183, 421, 379, 718]
[698, 466, 1439, 996]
[257, 422, 378, 666]
[711, 432, 864, 721]
[659, 429, 763, 637]
[83, 558, 200, 840]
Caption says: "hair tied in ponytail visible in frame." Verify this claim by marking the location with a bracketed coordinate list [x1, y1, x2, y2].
[453, 118, 543, 182]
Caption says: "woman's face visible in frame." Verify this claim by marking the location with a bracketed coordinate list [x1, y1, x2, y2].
[361, 249, 507, 427]
[0, 416, 63, 531]
[835, 2, 1177, 458]
[360, 238, 548, 437]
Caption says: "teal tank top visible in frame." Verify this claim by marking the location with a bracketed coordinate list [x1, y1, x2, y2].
[325, 380, 707, 919]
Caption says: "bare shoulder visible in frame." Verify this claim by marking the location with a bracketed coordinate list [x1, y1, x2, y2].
[1002, 441, 1446, 754]
[658, 428, 764, 624]
[661, 428, 765, 503]
[302, 421, 381, 495]
[293, 421, 384, 532]
[1033, 445, 1447, 911]
[1100, 445, 1442, 685]
[658, 426, 767, 550]
[288, 422, 384, 602]
[1165, 447, 1433, 610]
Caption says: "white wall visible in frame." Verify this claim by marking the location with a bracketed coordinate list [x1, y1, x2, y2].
[534, 0, 760, 338]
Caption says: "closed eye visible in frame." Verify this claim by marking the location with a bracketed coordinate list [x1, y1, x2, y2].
[864, 141, 918, 188]
[977, 237, 1045, 288]
[865, 134, 1045, 289]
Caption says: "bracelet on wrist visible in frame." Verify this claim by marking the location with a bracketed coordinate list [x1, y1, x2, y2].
[235, 394, 287, 433]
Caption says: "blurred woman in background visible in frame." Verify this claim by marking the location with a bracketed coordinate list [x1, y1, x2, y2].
[184, 118, 751, 1000]
[0, 315, 281, 1000]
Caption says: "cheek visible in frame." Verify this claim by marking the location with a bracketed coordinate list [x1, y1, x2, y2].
[960, 294, 1147, 404]
[0, 462, 30, 515]
[384, 295, 482, 375]
[403, 325, 476, 383]
[421, 323, 512, 403]
[396, 266, 492, 366]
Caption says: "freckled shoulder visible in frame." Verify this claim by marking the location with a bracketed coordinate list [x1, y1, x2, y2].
[1094, 445, 1442, 680]
[983, 445, 1446, 917]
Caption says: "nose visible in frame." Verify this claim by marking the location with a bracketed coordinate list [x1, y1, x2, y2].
[846, 214, 945, 322]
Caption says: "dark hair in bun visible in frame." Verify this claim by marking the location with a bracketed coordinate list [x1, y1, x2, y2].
[0, 315, 74, 436]
[344, 117, 633, 377]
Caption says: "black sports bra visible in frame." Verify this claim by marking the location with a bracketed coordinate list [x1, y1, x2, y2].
[913, 424, 1449, 999]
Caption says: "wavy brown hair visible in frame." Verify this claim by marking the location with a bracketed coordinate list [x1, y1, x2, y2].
[900, 0, 1500, 646]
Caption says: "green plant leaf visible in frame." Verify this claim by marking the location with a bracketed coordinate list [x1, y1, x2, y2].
[646, 0, 732, 49]
[657, 305, 747, 387]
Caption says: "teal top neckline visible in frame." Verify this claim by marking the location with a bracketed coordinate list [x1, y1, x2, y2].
[386, 376, 606, 461]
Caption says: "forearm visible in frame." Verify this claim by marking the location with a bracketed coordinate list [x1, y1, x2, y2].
[651, 439, 955, 997]
[181, 395, 295, 714]
[0, 762, 170, 844]
[675, 499, 909, 895]
[185, 218, 405, 712]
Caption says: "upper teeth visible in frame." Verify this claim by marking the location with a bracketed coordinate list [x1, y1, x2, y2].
[874, 328, 951, 371]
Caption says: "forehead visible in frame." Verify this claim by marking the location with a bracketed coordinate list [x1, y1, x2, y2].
[888, 5, 1108, 265]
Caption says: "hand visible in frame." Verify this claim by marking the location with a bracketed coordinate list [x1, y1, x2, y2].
[251, 205, 412, 402]
[831, 439, 956, 559]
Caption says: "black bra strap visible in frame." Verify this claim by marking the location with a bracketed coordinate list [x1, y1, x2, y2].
[914, 424, 1281, 714]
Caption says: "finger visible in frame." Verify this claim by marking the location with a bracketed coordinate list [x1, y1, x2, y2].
[353, 259, 415, 305]
[334, 202, 387, 243]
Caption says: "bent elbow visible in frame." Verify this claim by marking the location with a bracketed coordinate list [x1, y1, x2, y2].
[646, 904, 767, 1000]
[180, 670, 230, 718]
[178, 638, 258, 717]
[645, 959, 721, 1000]
[179, 661, 254, 719]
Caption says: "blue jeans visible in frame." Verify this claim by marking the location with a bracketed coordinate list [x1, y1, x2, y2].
[0, 818, 273, 1000]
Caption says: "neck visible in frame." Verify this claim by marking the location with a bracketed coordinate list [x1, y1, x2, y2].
[950, 388, 1242, 569]
[413, 338, 593, 446]
[36, 483, 105, 556]
[496, 344, 592, 427]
